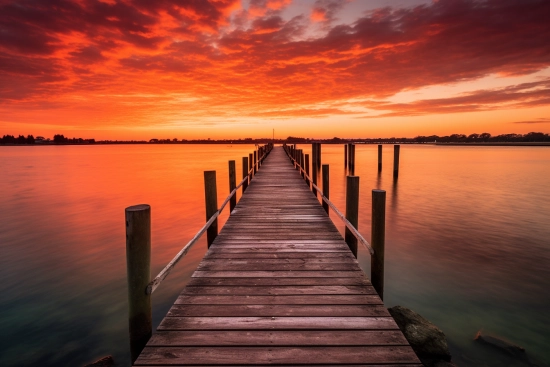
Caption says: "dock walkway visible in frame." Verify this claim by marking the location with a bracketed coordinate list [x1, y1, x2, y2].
[134, 147, 421, 366]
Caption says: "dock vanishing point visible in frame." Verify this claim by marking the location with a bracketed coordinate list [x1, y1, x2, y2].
[130, 146, 421, 366]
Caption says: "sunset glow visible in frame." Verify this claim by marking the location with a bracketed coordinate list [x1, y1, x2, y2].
[1, 0, 549, 140]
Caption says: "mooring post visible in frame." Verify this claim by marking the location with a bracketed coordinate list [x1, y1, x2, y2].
[378, 144, 382, 172]
[350, 144, 356, 175]
[242, 157, 248, 192]
[371, 189, 386, 300]
[125, 204, 152, 364]
[312, 143, 317, 173]
[305, 153, 310, 187]
[317, 143, 322, 168]
[312, 151, 318, 197]
[253, 150, 257, 174]
[322, 164, 329, 214]
[393, 145, 400, 178]
[204, 171, 218, 247]
[345, 176, 359, 258]
[249, 153, 253, 179]
[228, 160, 236, 212]
[301, 151, 305, 178]
[344, 144, 348, 169]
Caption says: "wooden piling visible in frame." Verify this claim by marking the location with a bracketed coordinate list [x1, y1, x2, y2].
[393, 145, 400, 178]
[350, 144, 356, 175]
[204, 171, 218, 247]
[228, 160, 236, 212]
[322, 164, 329, 214]
[344, 144, 348, 169]
[249, 153, 253, 179]
[378, 144, 382, 172]
[242, 157, 248, 192]
[317, 143, 321, 168]
[312, 143, 317, 174]
[345, 176, 359, 258]
[312, 151, 318, 196]
[305, 153, 310, 187]
[254, 150, 257, 174]
[125, 204, 152, 364]
[371, 189, 386, 300]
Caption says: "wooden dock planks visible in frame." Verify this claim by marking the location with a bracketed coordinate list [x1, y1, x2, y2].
[134, 147, 420, 366]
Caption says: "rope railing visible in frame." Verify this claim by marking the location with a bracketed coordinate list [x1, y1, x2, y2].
[284, 146, 374, 255]
[145, 147, 271, 295]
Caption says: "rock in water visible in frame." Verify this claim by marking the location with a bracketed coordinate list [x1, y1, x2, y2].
[84, 355, 115, 367]
[388, 305, 453, 366]
[474, 331, 526, 358]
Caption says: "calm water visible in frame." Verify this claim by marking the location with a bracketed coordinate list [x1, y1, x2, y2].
[0, 144, 549, 366]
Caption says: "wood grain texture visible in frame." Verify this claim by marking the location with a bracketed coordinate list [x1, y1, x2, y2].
[133, 147, 419, 366]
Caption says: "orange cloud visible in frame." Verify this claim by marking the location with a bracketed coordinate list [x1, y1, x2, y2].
[1, 0, 550, 138]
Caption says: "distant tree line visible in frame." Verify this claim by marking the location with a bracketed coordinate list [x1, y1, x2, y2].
[1, 134, 95, 144]
[287, 132, 550, 144]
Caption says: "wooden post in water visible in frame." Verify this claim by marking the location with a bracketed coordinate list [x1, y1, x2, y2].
[228, 160, 236, 212]
[204, 171, 218, 248]
[242, 157, 248, 192]
[317, 143, 322, 168]
[312, 149, 318, 197]
[350, 144, 356, 175]
[344, 144, 348, 169]
[322, 164, 329, 214]
[378, 144, 382, 172]
[371, 189, 386, 300]
[249, 153, 253, 179]
[301, 151, 305, 178]
[393, 145, 400, 178]
[305, 153, 310, 187]
[253, 150, 257, 174]
[125, 204, 152, 364]
[312, 143, 317, 173]
[345, 176, 359, 258]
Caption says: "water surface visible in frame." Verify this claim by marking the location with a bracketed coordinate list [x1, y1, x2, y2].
[0, 144, 548, 366]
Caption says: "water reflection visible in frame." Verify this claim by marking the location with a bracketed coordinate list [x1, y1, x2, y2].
[1, 144, 549, 366]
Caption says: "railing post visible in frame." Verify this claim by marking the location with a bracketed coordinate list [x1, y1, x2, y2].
[229, 160, 236, 212]
[125, 204, 152, 364]
[393, 145, 400, 178]
[305, 153, 310, 187]
[312, 150, 318, 197]
[350, 144, 356, 175]
[322, 164, 329, 214]
[254, 150, 257, 174]
[378, 144, 382, 172]
[301, 151, 305, 177]
[204, 171, 218, 248]
[317, 143, 322, 168]
[344, 144, 348, 169]
[242, 157, 248, 192]
[249, 153, 253, 180]
[371, 189, 386, 300]
[345, 176, 359, 258]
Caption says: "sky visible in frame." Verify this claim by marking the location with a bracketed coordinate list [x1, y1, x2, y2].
[1, 0, 549, 140]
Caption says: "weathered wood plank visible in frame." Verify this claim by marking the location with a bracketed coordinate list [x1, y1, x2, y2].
[135, 346, 419, 365]
[181, 285, 376, 295]
[186, 277, 372, 287]
[175, 294, 383, 305]
[147, 330, 408, 346]
[192, 271, 363, 278]
[167, 304, 390, 317]
[158, 317, 398, 330]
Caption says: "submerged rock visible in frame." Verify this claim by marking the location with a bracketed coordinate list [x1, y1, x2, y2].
[388, 305, 456, 367]
[474, 331, 526, 359]
[84, 355, 115, 367]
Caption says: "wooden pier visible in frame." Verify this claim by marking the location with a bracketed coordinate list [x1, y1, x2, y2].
[132, 147, 421, 366]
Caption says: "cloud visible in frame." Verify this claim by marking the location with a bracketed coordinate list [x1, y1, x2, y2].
[1, 0, 550, 124]
[512, 118, 550, 124]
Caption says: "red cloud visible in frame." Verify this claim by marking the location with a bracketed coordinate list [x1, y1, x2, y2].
[1, 0, 550, 124]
